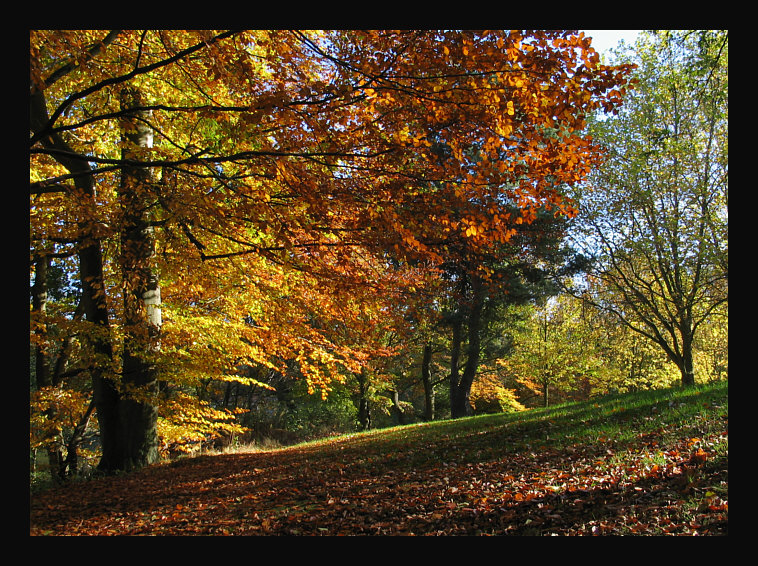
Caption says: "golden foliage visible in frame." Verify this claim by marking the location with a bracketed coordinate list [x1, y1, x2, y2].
[30, 30, 635, 452]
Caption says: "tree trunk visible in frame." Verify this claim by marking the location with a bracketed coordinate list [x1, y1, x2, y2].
[676, 326, 697, 387]
[421, 343, 435, 421]
[458, 275, 485, 417]
[448, 311, 465, 418]
[32, 254, 51, 390]
[30, 89, 119, 472]
[60, 399, 96, 479]
[81, 241, 121, 472]
[651, 317, 697, 388]
[390, 389, 407, 425]
[680, 346, 696, 387]
[356, 367, 371, 431]
[31, 253, 64, 482]
[450, 275, 485, 419]
[117, 87, 161, 470]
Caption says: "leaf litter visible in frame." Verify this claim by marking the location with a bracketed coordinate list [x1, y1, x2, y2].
[30, 397, 727, 536]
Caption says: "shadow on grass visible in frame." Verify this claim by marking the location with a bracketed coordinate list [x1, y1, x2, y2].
[30, 381, 727, 535]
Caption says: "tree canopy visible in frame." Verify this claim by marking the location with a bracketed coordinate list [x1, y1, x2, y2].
[30, 30, 636, 473]
[568, 30, 728, 387]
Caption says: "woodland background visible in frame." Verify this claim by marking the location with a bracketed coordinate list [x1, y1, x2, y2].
[30, 30, 727, 486]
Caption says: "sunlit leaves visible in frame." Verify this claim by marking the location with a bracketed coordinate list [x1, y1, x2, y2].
[30, 29, 637, 459]
[569, 31, 727, 387]
[30, 387, 91, 451]
[157, 392, 247, 453]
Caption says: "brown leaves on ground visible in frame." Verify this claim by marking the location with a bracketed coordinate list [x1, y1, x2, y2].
[30, 417, 727, 536]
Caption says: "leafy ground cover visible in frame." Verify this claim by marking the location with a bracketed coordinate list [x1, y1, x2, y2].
[30, 381, 727, 536]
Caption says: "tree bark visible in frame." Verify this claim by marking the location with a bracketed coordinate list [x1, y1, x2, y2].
[680, 338, 696, 387]
[32, 254, 52, 389]
[118, 86, 161, 470]
[666, 322, 697, 387]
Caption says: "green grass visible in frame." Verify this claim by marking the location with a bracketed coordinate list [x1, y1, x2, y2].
[300, 380, 728, 466]
[30, 380, 728, 535]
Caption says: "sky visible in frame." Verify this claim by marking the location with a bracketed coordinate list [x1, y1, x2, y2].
[582, 30, 642, 57]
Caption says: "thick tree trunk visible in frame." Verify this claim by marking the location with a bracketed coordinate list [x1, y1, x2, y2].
[674, 328, 697, 387]
[118, 87, 161, 470]
[680, 345, 696, 387]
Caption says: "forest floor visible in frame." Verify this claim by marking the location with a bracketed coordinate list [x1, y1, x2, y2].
[30, 381, 727, 536]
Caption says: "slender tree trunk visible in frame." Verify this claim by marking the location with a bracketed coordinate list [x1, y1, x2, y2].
[81, 240, 121, 472]
[448, 312, 465, 418]
[356, 367, 371, 431]
[32, 254, 51, 389]
[455, 275, 485, 418]
[60, 399, 96, 479]
[118, 87, 161, 470]
[33, 253, 97, 480]
[421, 343, 434, 421]
[31, 253, 64, 482]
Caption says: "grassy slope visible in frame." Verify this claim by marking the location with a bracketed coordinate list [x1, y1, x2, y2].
[30, 381, 727, 536]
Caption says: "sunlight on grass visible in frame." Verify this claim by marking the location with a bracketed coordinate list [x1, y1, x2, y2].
[166, 381, 727, 470]
[31, 380, 727, 535]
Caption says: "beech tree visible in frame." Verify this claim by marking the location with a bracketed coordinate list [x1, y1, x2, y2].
[30, 30, 633, 472]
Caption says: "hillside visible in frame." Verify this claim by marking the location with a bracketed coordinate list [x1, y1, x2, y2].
[30, 381, 727, 536]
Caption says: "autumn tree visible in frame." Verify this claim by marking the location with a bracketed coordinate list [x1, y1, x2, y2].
[117, 86, 162, 469]
[441, 196, 595, 417]
[509, 299, 572, 407]
[30, 30, 633, 472]
[505, 293, 617, 407]
[568, 30, 728, 387]
[30, 252, 96, 481]
[31, 30, 121, 472]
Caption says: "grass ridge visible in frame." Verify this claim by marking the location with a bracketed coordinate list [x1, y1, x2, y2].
[30, 381, 727, 535]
